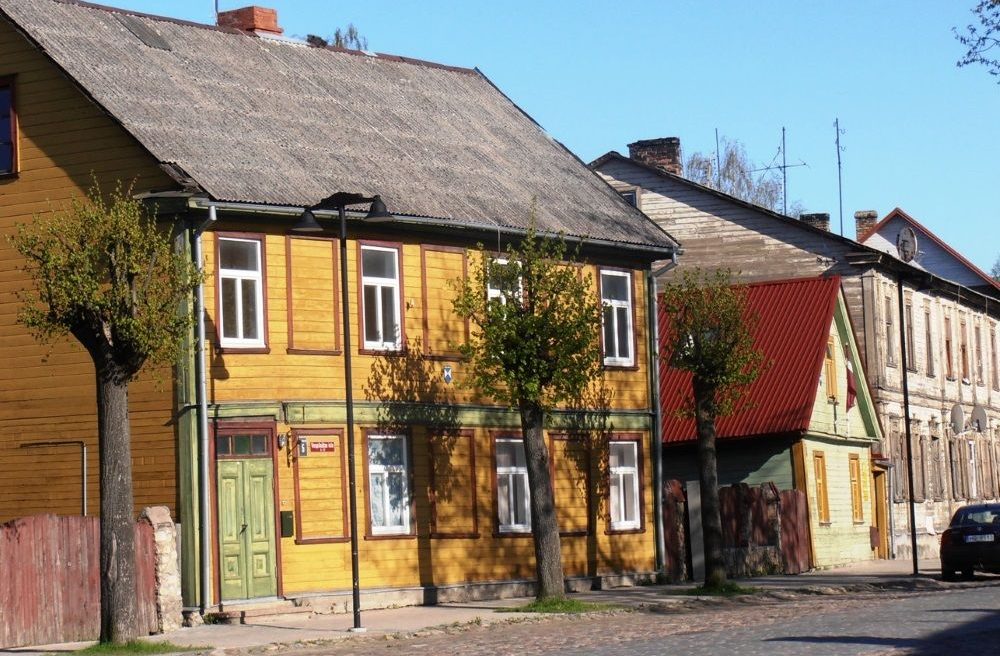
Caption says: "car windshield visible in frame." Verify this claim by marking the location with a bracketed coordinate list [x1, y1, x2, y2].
[951, 507, 1000, 527]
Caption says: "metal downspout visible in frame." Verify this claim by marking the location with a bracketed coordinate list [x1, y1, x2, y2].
[193, 207, 216, 615]
[648, 253, 678, 577]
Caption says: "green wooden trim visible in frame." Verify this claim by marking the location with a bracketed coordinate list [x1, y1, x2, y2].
[834, 295, 883, 440]
[173, 227, 201, 608]
[212, 400, 651, 430]
[803, 432, 876, 448]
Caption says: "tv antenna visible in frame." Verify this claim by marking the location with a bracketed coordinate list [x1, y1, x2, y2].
[835, 118, 845, 236]
[751, 127, 806, 215]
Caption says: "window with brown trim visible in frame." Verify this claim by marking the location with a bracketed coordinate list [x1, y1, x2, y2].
[992, 328, 999, 391]
[975, 325, 984, 385]
[609, 441, 640, 530]
[944, 316, 955, 379]
[600, 269, 634, 367]
[848, 455, 864, 523]
[366, 433, 411, 535]
[924, 309, 935, 377]
[813, 452, 830, 524]
[885, 296, 896, 367]
[904, 302, 916, 371]
[824, 337, 838, 401]
[960, 320, 970, 382]
[0, 77, 17, 176]
[218, 235, 267, 349]
[360, 244, 402, 351]
[495, 437, 531, 533]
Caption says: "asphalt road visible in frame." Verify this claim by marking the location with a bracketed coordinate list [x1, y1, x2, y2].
[277, 585, 1000, 656]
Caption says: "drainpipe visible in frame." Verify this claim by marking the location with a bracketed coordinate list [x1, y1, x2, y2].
[192, 206, 216, 615]
[648, 252, 679, 577]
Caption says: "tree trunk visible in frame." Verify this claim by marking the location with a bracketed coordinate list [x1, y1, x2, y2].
[693, 377, 727, 588]
[519, 400, 565, 600]
[97, 367, 138, 643]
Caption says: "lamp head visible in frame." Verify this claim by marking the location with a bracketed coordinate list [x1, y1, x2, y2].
[364, 195, 393, 222]
[291, 208, 324, 233]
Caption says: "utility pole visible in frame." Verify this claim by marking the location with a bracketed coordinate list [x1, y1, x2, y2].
[835, 118, 845, 236]
[782, 127, 787, 216]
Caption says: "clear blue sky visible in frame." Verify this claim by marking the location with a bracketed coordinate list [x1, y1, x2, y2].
[103, 1, 999, 271]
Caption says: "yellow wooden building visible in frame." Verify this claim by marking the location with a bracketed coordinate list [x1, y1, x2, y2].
[0, 1, 678, 612]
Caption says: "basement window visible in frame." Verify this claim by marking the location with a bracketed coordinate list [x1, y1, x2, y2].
[0, 77, 17, 176]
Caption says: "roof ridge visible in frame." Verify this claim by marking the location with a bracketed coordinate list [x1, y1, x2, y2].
[46, 0, 479, 75]
[867, 208, 1000, 293]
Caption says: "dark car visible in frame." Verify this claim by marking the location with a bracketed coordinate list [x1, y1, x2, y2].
[940, 503, 1000, 580]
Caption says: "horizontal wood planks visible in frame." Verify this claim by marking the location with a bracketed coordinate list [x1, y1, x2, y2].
[275, 425, 654, 593]
[0, 19, 178, 522]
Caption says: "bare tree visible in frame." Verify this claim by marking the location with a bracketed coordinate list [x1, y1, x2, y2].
[684, 137, 799, 215]
[991, 254, 1000, 282]
[955, 1, 1000, 81]
[306, 24, 369, 50]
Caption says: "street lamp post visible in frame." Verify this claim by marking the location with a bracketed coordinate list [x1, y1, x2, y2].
[293, 192, 392, 631]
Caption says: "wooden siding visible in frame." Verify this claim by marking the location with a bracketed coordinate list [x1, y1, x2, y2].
[662, 438, 795, 491]
[807, 296, 881, 442]
[276, 425, 655, 592]
[866, 215, 986, 290]
[595, 161, 853, 281]
[201, 229, 651, 412]
[0, 19, 177, 522]
[799, 438, 875, 567]
[597, 156, 1000, 557]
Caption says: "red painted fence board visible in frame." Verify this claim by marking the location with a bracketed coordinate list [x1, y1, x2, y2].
[0, 515, 158, 648]
[780, 489, 812, 574]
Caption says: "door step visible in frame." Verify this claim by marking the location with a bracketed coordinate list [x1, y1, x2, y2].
[213, 600, 312, 625]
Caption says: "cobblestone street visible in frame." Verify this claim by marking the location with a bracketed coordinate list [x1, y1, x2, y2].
[244, 586, 1000, 656]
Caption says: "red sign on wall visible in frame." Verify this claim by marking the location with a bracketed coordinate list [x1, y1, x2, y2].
[310, 441, 337, 453]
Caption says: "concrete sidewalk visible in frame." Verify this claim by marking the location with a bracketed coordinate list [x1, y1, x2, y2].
[8, 557, 991, 655]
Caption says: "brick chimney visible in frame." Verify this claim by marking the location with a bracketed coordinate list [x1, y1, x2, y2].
[854, 210, 879, 242]
[800, 212, 830, 232]
[628, 137, 682, 176]
[217, 6, 283, 35]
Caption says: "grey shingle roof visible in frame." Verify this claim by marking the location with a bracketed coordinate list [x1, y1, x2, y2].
[0, 0, 676, 252]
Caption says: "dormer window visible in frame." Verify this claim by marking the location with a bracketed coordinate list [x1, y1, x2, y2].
[0, 77, 17, 176]
[619, 190, 638, 208]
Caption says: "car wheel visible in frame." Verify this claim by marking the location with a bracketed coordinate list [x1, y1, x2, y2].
[962, 567, 975, 581]
[942, 566, 958, 582]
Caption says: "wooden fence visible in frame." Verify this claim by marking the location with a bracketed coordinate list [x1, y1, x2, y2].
[663, 480, 813, 579]
[0, 515, 157, 648]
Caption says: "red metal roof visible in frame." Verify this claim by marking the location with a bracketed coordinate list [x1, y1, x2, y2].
[660, 276, 841, 444]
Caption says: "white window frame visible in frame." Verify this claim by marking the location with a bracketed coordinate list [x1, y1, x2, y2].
[218, 236, 265, 348]
[609, 441, 640, 531]
[367, 434, 410, 535]
[487, 257, 521, 305]
[360, 245, 402, 351]
[496, 438, 531, 533]
[601, 269, 634, 367]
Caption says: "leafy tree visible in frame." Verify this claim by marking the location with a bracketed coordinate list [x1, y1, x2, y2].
[11, 184, 198, 643]
[684, 137, 803, 216]
[955, 1, 1000, 81]
[659, 269, 767, 589]
[452, 223, 604, 600]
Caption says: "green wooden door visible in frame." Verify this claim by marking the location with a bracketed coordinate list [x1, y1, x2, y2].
[218, 459, 277, 600]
